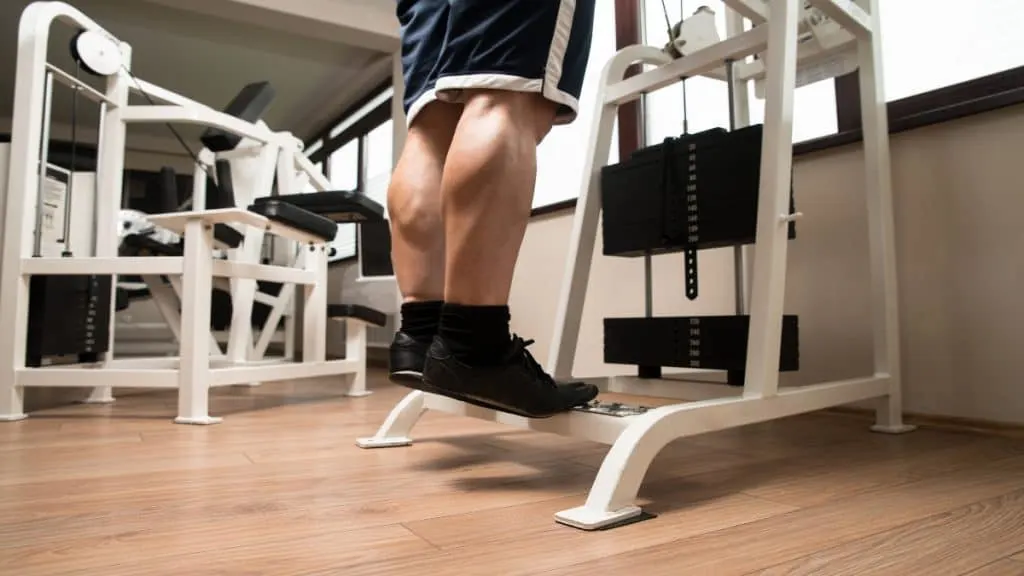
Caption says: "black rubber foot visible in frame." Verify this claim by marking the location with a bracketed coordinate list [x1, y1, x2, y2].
[594, 510, 658, 531]
[727, 369, 745, 387]
[638, 365, 662, 379]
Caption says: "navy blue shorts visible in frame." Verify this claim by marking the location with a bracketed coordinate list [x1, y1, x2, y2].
[396, 0, 596, 126]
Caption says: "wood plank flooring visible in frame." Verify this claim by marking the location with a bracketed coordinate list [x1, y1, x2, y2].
[2, 370, 1024, 575]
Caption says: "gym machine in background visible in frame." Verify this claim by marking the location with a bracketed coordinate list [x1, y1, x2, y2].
[359, 0, 914, 530]
[0, 1, 388, 424]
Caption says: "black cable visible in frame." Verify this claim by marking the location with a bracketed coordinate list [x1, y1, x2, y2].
[679, 0, 689, 135]
[659, 0, 674, 40]
[119, 64, 221, 209]
[61, 60, 81, 256]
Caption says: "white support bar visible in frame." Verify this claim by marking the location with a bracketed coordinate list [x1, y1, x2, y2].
[21, 256, 183, 276]
[208, 359, 360, 387]
[18, 369, 179, 389]
[294, 153, 332, 192]
[44, 63, 118, 106]
[423, 394, 637, 446]
[344, 320, 370, 397]
[147, 208, 327, 245]
[732, 36, 856, 83]
[806, 0, 873, 38]
[120, 105, 276, 144]
[253, 283, 295, 358]
[105, 357, 180, 369]
[722, 0, 768, 23]
[210, 260, 316, 285]
[130, 78, 197, 108]
[604, 26, 769, 105]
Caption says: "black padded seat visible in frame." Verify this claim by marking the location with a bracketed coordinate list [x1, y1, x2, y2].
[247, 200, 338, 242]
[326, 304, 387, 327]
[122, 225, 242, 254]
[121, 233, 183, 256]
[114, 285, 151, 311]
[251, 190, 384, 223]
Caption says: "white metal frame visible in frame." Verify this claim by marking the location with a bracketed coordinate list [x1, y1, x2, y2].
[0, 1, 374, 425]
[357, 0, 914, 530]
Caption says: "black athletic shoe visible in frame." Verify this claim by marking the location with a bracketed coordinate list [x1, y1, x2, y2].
[388, 331, 429, 383]
[421, 334, 599, 419]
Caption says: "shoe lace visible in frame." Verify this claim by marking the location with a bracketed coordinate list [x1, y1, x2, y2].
[510, 335, 556, 389]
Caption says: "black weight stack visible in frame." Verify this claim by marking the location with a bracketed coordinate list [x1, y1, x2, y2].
[26, 275, 113, 367]
[598, 124, 800, 381]
[601, 124, 796, 256]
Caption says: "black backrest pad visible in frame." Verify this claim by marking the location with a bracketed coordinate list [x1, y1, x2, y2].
[251, 191, 384, 223]
[157, 167, 178, 213]
[247, 200, 338, 242]
[200, 82, 276, 153]
[211, 160, 237, 209]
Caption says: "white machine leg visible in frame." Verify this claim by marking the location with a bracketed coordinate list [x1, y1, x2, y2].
[553, 414, 666, 530]
[356, 390, 426, 448]
[344, 319, 371, 397]
[167, 276, 225, 356]
[0, 384, 26, 422]
[301, 245, 327, 363]
[81, 386, 115, 404]
[855, 0, 914, 435]
[175, 219, 220, 425]
[227, 227, 265, 386]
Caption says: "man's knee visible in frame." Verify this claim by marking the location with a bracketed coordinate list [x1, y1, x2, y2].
[460, 90, 559, 144]
[407, 101, 462, 154]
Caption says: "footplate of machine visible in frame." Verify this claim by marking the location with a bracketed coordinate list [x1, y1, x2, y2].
[573, 401, 651, 417]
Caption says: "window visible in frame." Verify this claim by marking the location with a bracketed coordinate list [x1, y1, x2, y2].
[329, 138, 359, 191]
[326, 138, 362, 262]
[877, 0, 1024, 102]
[363, 119, 394, 216]
[533, 0, 620, 209]
[641, 1, 837, 145]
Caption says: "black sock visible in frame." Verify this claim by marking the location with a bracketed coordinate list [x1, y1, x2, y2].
[438, 303, 511, 366]
[399, 300, 444, 343]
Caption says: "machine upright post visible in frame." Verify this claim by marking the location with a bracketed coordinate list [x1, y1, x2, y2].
[1, 3, 57, 419]
[740, 0, 801, 399]
[725, 60, 749, 316]
[86, 41, 131, 405]
[32, 72, 54, 258]
[854, 0, 912, 433]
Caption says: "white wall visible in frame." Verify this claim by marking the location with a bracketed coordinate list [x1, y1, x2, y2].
[506, 104, 1024, 426]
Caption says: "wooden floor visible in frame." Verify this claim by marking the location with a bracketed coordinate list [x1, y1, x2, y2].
[3, 370, 1024, 575]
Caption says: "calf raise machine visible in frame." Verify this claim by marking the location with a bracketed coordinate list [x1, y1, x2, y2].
[359, 0, 914, 530]
[0, 1, 387, 424]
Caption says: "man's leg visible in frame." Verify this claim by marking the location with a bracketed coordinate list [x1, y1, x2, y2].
[442, 91, 557, 306]
[387, 0, 456, 382]
[387, 103, 462, 382]
[420, 0, 601, 418]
